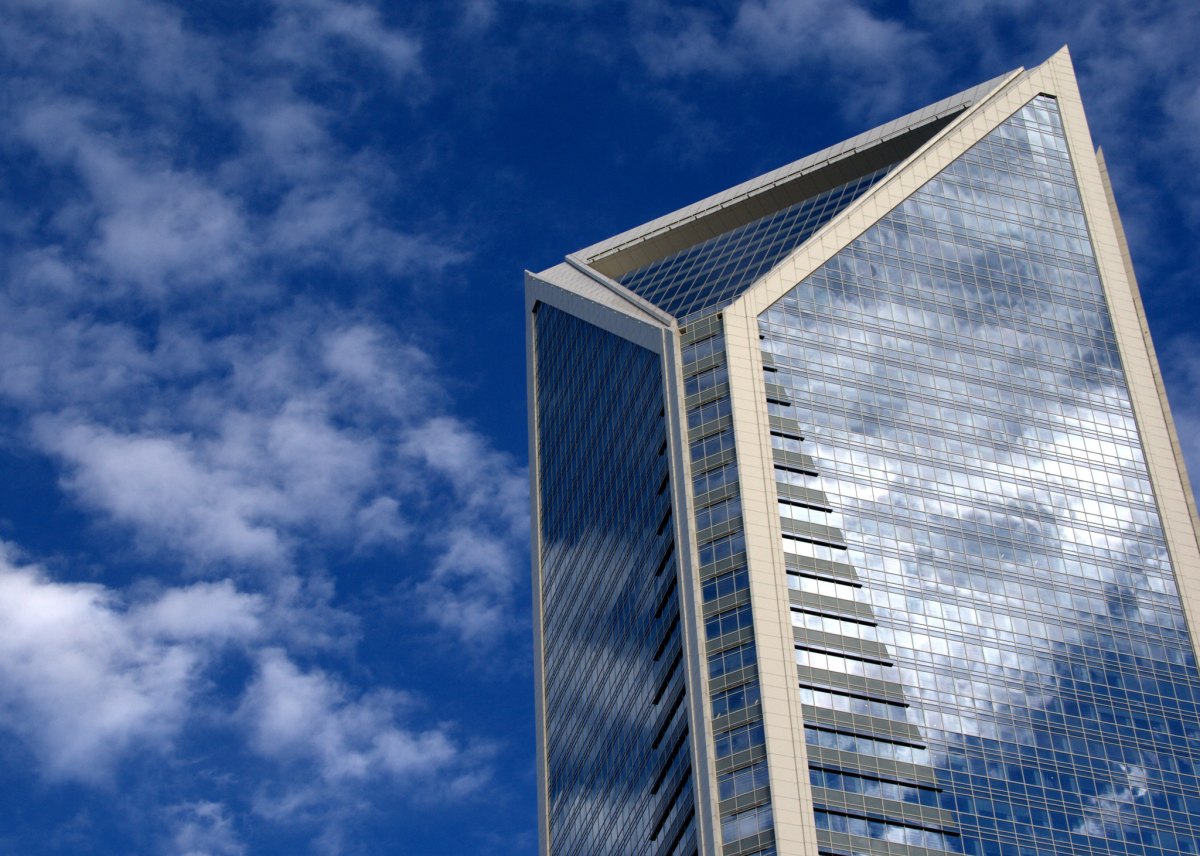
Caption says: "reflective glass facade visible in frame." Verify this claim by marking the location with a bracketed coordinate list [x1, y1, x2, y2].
[619, 167, 892, 326]
[761, 96, 1200, 856]
[535, 305, 697, 855]
[532, 57, 1199, 856]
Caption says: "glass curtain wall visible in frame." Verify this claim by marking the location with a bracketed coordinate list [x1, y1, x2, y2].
[760, 97, 1200, 856]
[536, 305, 698, 855]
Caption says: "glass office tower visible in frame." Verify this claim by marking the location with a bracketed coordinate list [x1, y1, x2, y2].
[526, 49, 1200, 856]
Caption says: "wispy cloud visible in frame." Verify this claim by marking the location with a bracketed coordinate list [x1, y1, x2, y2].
[238, 648, 463, 786]
[168, 801, 247, 856]
[264, 0, 424, 82]
[631, 0, 930, 116]
[0, 545, 260, 782]
[0, 0, 527, 848]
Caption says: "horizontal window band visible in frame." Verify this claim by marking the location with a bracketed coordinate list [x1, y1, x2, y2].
[806, 723, 926, 751]
[696, 517, 744, 547]
[794, 630, 892, 665]
[769, 414, 805, 438]
[682, 350, 726, 380]
[711, 701, 763, 736]
[801, 704, 926, 747]
[798, 681, 908, 708]
[685, 380, 730, 410]
[778, 496, 832, 513]
[790, 568, 862, 588]
[792, 605, 875, 626]
[716, 752, 769, 783]
[789, 592, 874, 624]
[708, 663, 758, 696]
[805, 745, 940, 791]
[714, 742, 767, 777]
[764, 381, 793, 404]
[700, 551, 749, 581]
[812, 801, 959, 837]
[772, 447, 817, 466]
[796, 663, 908, 706]
[722, 829, 776, 856]
[781, 525, 845, 547]
[785, 553, 859, 582]
[694, 445, 738, 473]
[679, 315, 722, 346]
[774, 481, 831, 510]
[717, 787, 773, 822]
[688, 414, 734, 445]
[704, 586, 751, 618]
[807, 763, 943, 793]
[774, 461, 818, 477]
[779, 519, 847, 546]
[707, 625, 757, 656]
[795, 642, 893, 668]
[694, 482, 741, 512]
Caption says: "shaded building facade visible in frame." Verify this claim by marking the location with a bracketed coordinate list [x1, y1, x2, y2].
[527, 50, 1200, 856]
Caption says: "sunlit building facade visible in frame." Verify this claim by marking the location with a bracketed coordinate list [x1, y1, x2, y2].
[526, 50, 1200, 856]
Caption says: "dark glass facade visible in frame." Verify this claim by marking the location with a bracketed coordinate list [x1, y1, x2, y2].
[619, 168, 893, 327]
[761, 96, 1200, 856]
[534, 305, 697, 855]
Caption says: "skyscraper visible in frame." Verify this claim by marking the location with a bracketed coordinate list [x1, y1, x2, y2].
[526, 49, 1200, 856]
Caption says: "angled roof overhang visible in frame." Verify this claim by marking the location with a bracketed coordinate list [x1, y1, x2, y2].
[565, 72, 1015, 291]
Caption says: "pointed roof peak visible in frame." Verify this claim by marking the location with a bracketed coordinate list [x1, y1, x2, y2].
[569, 71, 1018, 291]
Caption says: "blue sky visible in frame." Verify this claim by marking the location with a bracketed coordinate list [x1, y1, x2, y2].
[0, 1, 1197, 854]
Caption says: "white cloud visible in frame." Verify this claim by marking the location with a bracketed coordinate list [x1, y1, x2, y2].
[239, 649, 460, 784]
[0, 545, 261, 782]
[17, 100, 248, 295]
[264, 0, 423, 82]
[322, 324, 435, 417]
[4, 0, 220, 102]
[133, 580, 265, 642]
[168, 802, 247, 856]
[39, 421, 291, 566]
[3, 0, 454, 304]
[633, 0, 929, 115]
[27, 318, 529, 619]
[403, 416, 528, 536]
[0, 538, 485, 816]
[402, 417, 529, 642]
[733, 0, 922, 67]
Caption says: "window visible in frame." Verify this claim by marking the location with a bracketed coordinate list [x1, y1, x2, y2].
[709, 641, 756, 679]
